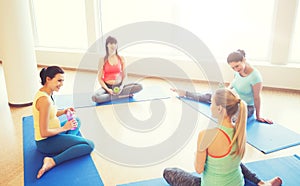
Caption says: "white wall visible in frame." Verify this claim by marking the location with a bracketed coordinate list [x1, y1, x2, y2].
[32, 0, 300, 91]
[35, 49, 300, 90]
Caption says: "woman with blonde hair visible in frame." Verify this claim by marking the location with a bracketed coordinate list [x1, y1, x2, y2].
[163, 88, 282, 185]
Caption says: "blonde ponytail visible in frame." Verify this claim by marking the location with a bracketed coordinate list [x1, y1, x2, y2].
[214, 88, 247, 158]
[230, 100, 247, 158]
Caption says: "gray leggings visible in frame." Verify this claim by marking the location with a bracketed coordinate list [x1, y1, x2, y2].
[92, 83, 143, 103]
[163, 164, 261, 185]
[185, 91, 255, 117]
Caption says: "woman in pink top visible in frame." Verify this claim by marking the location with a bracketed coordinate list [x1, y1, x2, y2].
[92, 36, 142, 103]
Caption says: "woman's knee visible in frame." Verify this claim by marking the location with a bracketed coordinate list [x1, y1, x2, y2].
[163, 168, 201, 186]
[92, 93, 110, 103]
[85, 139, 95, 151]
[135, 84, 143, 93]
[247, 106, 255, 118]
[129, 84, 143, 94]
[92, 88, 108, 102]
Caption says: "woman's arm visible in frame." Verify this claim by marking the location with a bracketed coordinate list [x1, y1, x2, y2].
[252, 82, 273, 124]
[252, 82, 262, 119]
[120, 56, 127, 81]
[56, 107, 75, 117]
[170, 88, 211, 103]
[194, 131, 208, 174]
[37, 97, 73, 138]
[56, 109, 66, 117]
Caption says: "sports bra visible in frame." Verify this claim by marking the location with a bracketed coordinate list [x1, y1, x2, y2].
[102, 55, 123, 82]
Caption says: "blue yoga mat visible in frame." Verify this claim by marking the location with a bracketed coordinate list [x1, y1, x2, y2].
[118, 155, 300, 186]
[245, 154, 300, 186]
[118, 177, 169, 186]
[54, 86, 170, 109]
[246, 116, 300, 154]
[179, 97, 300, 154]
[23, 116, 104, 186]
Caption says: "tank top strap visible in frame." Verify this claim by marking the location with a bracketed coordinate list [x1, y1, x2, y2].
[208, 128, 232, 158]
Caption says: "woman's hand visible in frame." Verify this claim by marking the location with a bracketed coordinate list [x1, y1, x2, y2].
[256, 117, 273, 124]
[63, 119, 78, 131]
[64, 107, 75, 114]
[170, 88, 186, 97]
[106, 88, 114, 95]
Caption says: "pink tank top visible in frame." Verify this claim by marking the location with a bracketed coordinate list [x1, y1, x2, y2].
[102, 56, 123, 82]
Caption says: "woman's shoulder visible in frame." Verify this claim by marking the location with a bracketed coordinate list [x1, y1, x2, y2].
[34, 91, 52, 108]
[252, 66, 260, 73]
[35, 90, 49, 99]
[118, 55, 126, 63]
[249, 66, 262, 78]
[197, 128, 219, 150]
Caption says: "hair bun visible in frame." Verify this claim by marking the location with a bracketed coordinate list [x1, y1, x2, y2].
[237, 49, 246, 57]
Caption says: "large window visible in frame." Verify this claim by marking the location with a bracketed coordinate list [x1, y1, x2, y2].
[99, 0, 178, 58]
[99, 0, 275, 62]
[176, 0, 275, 62]
[29, 0, 300, 90]
[289, 3, 300, 63]
[31, 0, 88, 50]
[30, 0, 297, 64]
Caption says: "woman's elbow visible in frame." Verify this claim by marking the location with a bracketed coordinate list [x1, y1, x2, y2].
[40, 134, 47, 138]
[40, 130, 48, 138]
[195, 167, 204, 174]
[194, 164, 204, 174]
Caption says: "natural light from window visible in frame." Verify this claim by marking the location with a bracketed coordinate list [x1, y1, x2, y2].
[32, 0, 88, 50]
[289, 3, 300, 63]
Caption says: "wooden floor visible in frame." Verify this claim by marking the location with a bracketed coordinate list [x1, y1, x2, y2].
[1, 65, 300, 186]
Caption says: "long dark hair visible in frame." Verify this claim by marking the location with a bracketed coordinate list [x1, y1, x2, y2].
[104, 36, 118, 61]
[39, 66, 64, 85]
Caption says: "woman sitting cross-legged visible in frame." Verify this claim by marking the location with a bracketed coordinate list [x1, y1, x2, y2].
[92, 36, 142, 103]
[163, 88, 282, 186]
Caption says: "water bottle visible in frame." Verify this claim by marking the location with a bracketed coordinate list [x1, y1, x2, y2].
[66, 110, 76, 130]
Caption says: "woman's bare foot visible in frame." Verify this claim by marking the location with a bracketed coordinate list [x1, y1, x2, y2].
[258, 177, 282, 186]
[37, 157, 56, 179]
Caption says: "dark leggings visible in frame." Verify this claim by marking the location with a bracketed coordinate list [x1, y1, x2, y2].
[163, 164, 260, 185]
[35, 119, 94, 165]
[163, 91, 261, 185]
[92, 82, 143, 103]
[185, 91, 255, 117]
